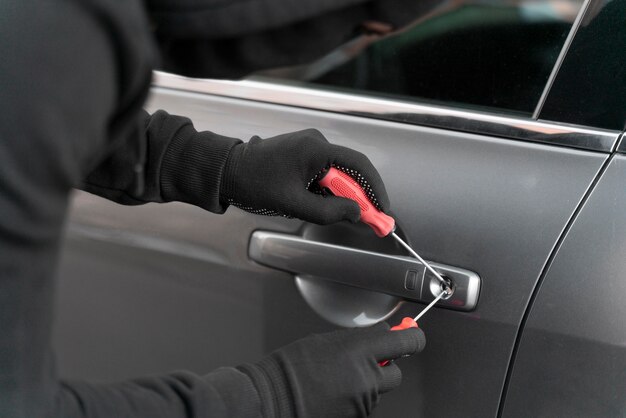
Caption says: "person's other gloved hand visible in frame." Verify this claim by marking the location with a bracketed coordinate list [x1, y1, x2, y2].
[219, 129, 390, 224]
[237, 322, 426, 418]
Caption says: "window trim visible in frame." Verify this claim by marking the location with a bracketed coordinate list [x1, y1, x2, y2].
[153, 71, 620, 153]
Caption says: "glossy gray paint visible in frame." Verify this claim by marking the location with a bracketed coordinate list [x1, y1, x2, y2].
[55, 87, 607, 417]
[502, 155, 626, 417]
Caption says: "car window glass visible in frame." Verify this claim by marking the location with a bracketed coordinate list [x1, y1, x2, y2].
[253, 0, 585, 116]
[539, 0, 626, 130]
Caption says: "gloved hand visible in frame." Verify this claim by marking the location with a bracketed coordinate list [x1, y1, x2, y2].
[219, 129, 390, 224]
[237, 322, 426, 418]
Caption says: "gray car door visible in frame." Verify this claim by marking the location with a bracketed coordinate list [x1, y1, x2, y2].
[54, 1, 622, 416]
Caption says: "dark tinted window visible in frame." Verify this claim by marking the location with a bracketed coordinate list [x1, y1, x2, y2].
[256, 1, 584, 116]
[539, 0, 626, 130]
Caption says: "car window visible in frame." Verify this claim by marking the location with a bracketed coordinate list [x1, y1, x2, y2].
[253, 0, 585, 117]
[538, 0, 626, 131]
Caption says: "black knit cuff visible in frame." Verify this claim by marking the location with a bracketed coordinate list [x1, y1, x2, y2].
[219, 140, 244, 201]
[202, 367, 263, 418]
[160, 124, 242, 213]
[237, 357, 296, 418]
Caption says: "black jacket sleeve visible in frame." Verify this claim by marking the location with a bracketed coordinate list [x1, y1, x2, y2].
[1, 2, 258, 417]
[81, 110, 242, 214]
[58, 369, 261, 418]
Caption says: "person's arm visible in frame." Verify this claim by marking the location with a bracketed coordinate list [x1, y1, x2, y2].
[82, 109, 391, 225]
[57, 369, 262, 418]
[81, 110, 242, 214]
[56, 324, 425, 418]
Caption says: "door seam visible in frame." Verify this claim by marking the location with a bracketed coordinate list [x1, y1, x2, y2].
[496, 152, 614, 417]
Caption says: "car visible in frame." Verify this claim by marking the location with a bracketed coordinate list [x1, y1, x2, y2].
[54, 1, 625, 416]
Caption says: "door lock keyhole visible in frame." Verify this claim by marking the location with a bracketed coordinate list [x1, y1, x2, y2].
[430, 275, 455, 300]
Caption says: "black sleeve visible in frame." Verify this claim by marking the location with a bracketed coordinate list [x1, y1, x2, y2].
[81, 110, 242, 214]
[58, 369, 262, 418]
[0, 2, 259, 417]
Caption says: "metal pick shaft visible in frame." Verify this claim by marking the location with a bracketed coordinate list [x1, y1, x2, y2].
[391, 232, 447, 286]
[413, 291, 447, 322]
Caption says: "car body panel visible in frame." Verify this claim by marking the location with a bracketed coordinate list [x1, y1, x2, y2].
[55, 87, 607, 416]
[501, 154, 626, 417]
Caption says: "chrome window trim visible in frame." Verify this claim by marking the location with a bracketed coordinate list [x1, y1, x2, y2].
[153, 71, 620, 153]
[532, 0, 592, 119]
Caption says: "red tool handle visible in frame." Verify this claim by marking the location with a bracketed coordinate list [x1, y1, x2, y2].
[379, 317, 419, 366]
[318, 167, 395, 237]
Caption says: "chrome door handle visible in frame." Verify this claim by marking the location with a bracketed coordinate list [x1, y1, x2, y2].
[249, 231, 480, 311]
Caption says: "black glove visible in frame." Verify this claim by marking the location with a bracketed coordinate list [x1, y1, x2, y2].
[219, 129, 390, 224]
[238, 323, 426, 418]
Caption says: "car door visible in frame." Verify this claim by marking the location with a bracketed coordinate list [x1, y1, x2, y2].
[54, 1, 623, 417]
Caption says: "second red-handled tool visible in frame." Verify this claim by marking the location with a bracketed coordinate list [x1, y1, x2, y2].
[378, 290, 447, 366]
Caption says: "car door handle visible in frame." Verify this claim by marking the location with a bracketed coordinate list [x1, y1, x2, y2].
[249, 231, 480, 311]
